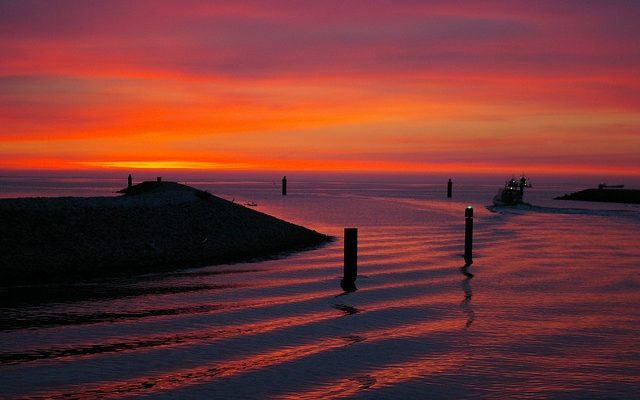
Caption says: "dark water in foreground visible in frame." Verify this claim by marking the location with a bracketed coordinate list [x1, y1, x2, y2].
[1, 177, 639, 399]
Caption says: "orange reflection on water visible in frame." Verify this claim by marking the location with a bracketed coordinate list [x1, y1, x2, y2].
[276, 352, 468, 400]
[17, 284, 460, 367]
[28, 311, 463, 398]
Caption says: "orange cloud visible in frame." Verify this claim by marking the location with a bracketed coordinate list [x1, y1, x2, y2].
[1, 1, 639, 177]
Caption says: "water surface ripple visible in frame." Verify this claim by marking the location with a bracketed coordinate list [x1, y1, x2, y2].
[1, 180, 639, 399]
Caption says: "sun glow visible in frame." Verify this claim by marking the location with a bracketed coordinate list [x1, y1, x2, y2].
[1, 1, 639, 177]
[75, 161, 252, 170]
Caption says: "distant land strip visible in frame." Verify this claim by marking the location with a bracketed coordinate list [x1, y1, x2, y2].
[555, 188, 640, 204]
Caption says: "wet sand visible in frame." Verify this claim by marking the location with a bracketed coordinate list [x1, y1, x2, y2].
[0, 182, 330, 284]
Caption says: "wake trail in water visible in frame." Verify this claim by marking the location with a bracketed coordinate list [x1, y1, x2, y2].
[487, 203, 639, 219]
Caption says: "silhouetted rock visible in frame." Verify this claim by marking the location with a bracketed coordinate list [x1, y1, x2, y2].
[555, 188, 640, 204]
[0, 182, 331, 284]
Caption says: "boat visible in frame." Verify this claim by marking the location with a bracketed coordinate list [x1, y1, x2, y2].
[493, 176, 531, 206]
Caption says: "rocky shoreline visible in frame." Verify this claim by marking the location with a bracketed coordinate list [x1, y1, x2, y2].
[0, 181, 331, 284]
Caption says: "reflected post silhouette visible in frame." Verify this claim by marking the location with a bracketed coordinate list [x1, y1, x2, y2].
[460, 271, 475, 328]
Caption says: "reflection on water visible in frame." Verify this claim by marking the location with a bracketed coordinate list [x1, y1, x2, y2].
[460, 262, 474, 279]
[339, 277, 358, 293]
[1, 179, 639, 399]
[333, 304, 360, 316]
[460, 266, 475, 330]
[0, 282, 242, 308]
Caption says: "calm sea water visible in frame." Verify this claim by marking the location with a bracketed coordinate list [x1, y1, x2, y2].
[1, 175, 639, 399]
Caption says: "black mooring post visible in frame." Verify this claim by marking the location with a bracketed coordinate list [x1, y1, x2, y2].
[464, 206, 473, 264]
[344, 228, 358, 281]
[127, 174, 132, 188]
[282, 176, 287, 196]
[447, 178, 453, 198]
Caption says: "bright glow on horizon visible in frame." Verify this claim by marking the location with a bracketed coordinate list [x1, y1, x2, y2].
[75, 161, 252, 170]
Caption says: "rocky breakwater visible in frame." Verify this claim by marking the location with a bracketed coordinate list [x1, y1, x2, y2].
[0, 181, 330, 284]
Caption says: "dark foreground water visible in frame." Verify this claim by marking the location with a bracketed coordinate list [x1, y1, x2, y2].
[1, 176, 639, 399]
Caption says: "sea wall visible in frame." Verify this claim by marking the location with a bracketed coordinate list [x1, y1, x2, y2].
[0, 182, 330, 284]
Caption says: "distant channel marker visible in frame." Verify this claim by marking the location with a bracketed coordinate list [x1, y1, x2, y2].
[0, 181, 331, 284]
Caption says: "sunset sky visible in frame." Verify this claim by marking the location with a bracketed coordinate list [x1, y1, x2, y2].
[1, 0, 639, 176]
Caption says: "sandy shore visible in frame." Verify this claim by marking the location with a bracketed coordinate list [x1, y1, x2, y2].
[0, 182, 331, 284]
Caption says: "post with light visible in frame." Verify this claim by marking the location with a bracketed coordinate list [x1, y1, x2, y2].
[464, 205, 473, 265]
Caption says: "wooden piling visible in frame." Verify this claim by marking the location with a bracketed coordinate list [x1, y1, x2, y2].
[344, 228, 358, 281]
[447, 178, 452, 198]
[128, 174, 132, 188]
[282, 176, 287, 196]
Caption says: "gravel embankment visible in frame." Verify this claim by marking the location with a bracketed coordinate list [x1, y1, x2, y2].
[0, 182, 331, 284]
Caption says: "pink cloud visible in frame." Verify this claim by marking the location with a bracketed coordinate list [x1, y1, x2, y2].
[1, 1, 639, 174]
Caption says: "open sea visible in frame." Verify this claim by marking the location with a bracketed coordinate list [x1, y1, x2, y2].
[1, 174, 639, 399]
